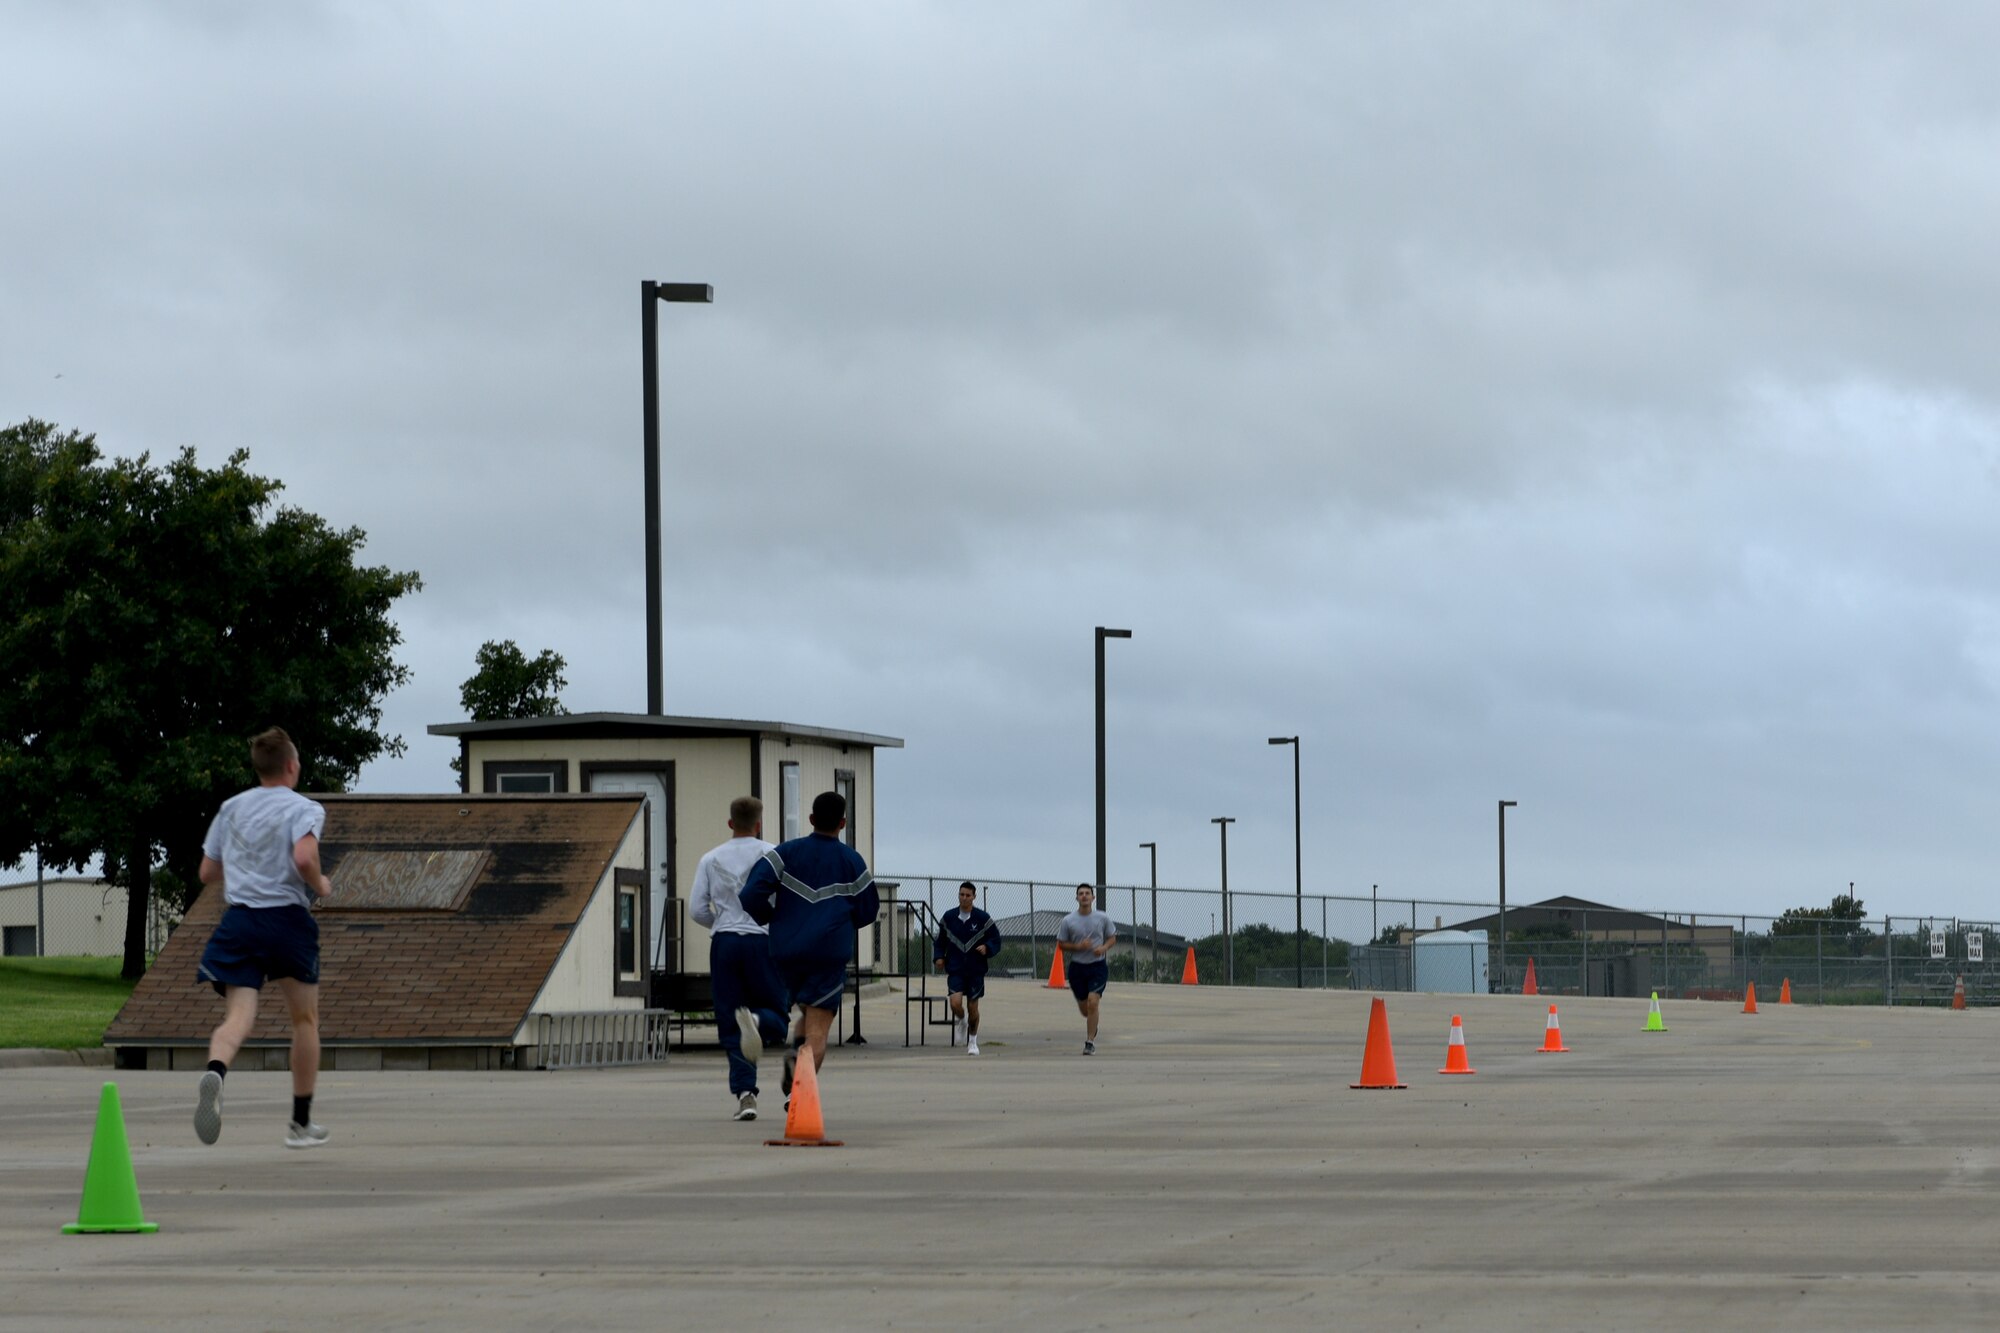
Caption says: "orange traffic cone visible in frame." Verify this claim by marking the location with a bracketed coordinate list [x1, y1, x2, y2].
[764, 1047, 843, 1148]
[1742, 981, 1759, 1014]
[1047, 947, 1067, 989]
[1438, 1014, 1477, 1075]
[1351, 997, 1406, 1088]
[1522, 957, 1540, 996]
[1538, 1003, 1569, 1052]
[1953, 975, 1967, 1011]
[1779, 978, 1793, 1005]
[1179, 946, 1199, 985]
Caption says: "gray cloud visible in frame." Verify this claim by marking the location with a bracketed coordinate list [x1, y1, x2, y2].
[8, 3, 2000, 922]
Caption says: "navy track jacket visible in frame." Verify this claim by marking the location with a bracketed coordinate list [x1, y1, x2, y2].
[739, 832, 878, 965]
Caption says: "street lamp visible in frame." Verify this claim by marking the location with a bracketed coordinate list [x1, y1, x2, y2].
[1095, 627, 1132, 895]
[640, 280, 714, 716]
[1498, 800, 1518, 993]
[1212, 817, 1236, 984]
[1268, 736, 1302, 988]
[1139, 841, 1158, 980]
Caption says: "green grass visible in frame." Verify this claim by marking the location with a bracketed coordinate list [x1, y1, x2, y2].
[0, 956, 139, 1049]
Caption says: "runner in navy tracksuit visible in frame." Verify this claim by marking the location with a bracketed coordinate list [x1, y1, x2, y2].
[739, 790, 878, 1096]
[932, 881, 1002, 1055]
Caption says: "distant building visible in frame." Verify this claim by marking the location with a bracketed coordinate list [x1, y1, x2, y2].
[990, 909, 1190, 965]
[429, 711, 904, 977]
[0, 876, 175, 958]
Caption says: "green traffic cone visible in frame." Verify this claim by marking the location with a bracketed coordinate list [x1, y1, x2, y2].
[62, 1082, 159, 1234]
[1642, 991, 1668, 1033]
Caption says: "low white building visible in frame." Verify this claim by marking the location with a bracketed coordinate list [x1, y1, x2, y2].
[0, 876, 150, 958]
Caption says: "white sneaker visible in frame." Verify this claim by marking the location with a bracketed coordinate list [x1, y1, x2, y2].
[284, 1120, 329, 1149]
[1082, 1040, 1096, 1056]
[734, 1007, 763, 1066]
[733, 1092, 758, 1121]
[193, 1070, 223, 1145]
[966, 1036, 980, 1056]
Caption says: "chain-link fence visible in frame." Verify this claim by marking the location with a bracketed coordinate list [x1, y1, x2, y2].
[880, 875, 1996, 1007]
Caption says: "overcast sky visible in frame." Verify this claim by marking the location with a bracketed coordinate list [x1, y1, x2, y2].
[7, 3, 2000, 925]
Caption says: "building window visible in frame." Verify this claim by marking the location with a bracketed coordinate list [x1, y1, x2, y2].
[835, 769, 856, 848]
[781, 762, 801, 840]
[3, 925, 35, 957]
[483, 761, 568, 793]
[616, 880, 640, 979]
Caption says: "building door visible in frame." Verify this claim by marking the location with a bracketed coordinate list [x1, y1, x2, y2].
[583, 765, 677, 972]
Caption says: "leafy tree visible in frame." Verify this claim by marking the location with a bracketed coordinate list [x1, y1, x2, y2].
[1771, 891, 1868, 938]
[450, 639, 568, 777]
[460, 639, 568, 722]
[0, 421, 421, 977]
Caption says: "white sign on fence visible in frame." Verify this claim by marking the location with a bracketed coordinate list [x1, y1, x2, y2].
[1930, 928, 1947, 960]
[1970, 931, 1985, 964]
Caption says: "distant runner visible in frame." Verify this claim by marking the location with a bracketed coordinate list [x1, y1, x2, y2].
[192, 727, 333, 1149]
[740, 791, 878, 1099]
[688, 796, 787, 1121]
[1055, 883, 1115, 1055]
[933, 881, 1003, 1055]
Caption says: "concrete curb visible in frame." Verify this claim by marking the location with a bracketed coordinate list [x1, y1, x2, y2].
[0, 1047, 114, 1070]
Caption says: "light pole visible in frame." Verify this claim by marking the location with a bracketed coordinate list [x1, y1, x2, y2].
[1212, 817, 1236, 984]
[1268, 736, 1302, 988]
[1498, 800, 1518, 993]
[1139, 841, 1158, 981]
[640, 280, 714, 715]
[1094, 627, 1132, 896]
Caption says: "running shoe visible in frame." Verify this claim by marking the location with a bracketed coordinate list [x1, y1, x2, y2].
[734, 1007, 763, 1066]
[733, 1092, 758, 1121]
[284, 1120, 330, 1150]
[1083, 1040, 1096, 1056]
[194, 1070, 224, 1144]
[966, 1036, 980, 1056]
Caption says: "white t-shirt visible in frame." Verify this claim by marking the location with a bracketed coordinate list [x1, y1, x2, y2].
[201, 785, 326, 910]
[688, 836, 776, 936]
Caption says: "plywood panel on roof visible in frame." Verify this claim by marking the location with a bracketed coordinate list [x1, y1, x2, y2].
[104, 794, 644, 1047]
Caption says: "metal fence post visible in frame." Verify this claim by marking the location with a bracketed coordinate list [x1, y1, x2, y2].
[1885, 915, 1894, 1006]
[1321, 897, 1328, 989]
[1581, 909, 1590, 995]
[1816, 920, 1824, 1005]
[1028, 882, 1038, 979]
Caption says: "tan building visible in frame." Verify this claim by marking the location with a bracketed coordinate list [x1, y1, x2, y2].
[429, 712, 903, 976]
[0, 875, 175, 958]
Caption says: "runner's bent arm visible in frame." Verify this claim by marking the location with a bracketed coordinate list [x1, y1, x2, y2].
[292, 832, 333, 898]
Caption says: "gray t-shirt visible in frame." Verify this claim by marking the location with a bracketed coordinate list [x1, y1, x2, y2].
[1057, 909, 1115, 966]
[201, 785, 326, 910]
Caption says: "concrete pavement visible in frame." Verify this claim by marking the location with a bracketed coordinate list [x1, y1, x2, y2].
[4, 979, 1998, 1330]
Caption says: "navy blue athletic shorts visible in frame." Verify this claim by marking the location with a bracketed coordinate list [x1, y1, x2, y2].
[1067, 959, 1109, 1001]
[946, 970, 986, 1001]
[781, 958, 849, 1013]
[197, 904, 320, 995]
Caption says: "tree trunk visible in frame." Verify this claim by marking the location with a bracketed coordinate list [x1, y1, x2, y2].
[121, 838, 152, 980]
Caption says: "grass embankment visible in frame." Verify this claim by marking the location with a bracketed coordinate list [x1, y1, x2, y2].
[0, 956, 138, 1049]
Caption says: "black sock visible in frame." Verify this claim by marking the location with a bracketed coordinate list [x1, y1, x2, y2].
[208, 1060, 228, 1080]
[293, 1095, 312, 1126]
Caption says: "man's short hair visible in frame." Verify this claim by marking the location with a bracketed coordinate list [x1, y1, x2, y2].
[729, 796, 763, 830]
[250, 727, 296, 778]
[959, 881, 977, 892]
[1076, 882, 1093, 895]
[809, 790, 846, 831]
